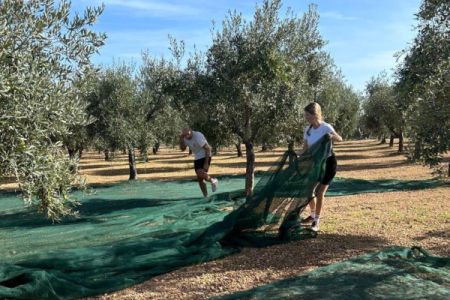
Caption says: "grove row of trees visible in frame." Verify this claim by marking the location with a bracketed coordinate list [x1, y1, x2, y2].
[359, 0, 450, 177]
[73, 0, 362, 199]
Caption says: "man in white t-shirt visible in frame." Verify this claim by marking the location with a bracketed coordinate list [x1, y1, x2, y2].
[180, 127, 218, 197]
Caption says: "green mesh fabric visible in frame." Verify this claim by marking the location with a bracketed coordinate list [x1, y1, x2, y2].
[0, 136, 446, 299]
[212, 246, 450, 300]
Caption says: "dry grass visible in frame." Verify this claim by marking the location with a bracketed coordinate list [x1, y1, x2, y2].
[1, 139, 449, 300]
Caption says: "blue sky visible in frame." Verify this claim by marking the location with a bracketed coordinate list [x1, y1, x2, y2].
[72, 0, 421, 92]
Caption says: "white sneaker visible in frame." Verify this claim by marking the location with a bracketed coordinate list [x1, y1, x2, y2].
[211, 178, 218, 192]
[311, 220, 320, 232]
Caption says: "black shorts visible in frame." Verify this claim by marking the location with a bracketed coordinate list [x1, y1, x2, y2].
[321, 154, 337, 185]
[194, 156, 211, 173]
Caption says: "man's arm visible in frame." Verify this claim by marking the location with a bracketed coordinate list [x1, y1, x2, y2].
[203, 144, 211, 171]
[179, 134, 187, 151]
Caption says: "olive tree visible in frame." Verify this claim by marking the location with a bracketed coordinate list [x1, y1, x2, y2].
[0, 0, 106, 220]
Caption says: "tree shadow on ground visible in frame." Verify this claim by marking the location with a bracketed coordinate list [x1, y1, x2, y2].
[413, 228, 450, 242]
[337, 160, 412, 172]
[88, 166, 189, 177]
[334, 148, 388, 153]
[213, 232, 388, 273]
[337, 155, 379, 161]
[0, 198, 167, 229]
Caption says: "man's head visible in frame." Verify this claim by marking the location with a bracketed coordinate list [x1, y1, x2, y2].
[182, 126, 193, 139]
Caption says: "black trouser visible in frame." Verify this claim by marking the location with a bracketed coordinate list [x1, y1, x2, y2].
[321, 154, 337, 185]
[194, 156, 211, 173]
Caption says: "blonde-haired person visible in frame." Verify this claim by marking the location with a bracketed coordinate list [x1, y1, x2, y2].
[296, 102, 342, 231]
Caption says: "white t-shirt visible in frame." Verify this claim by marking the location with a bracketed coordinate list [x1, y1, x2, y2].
[303, 122, 335, 157]
[184, 131, 211, 160]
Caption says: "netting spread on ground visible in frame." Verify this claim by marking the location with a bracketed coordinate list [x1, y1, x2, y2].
[0, 136, 446, 299]
[212, 246, 450, 300]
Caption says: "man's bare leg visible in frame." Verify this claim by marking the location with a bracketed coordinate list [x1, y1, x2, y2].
[196, 169, 213, 197]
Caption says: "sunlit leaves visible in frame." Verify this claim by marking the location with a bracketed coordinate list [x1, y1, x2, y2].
[0, 0, 105, 220]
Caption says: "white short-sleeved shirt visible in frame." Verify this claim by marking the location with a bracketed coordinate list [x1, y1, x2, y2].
[184, 131, 211, 160]
[303, 122, 335, 157]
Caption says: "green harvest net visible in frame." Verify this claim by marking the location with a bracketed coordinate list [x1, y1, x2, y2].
[212, 246, 450, 300]
[0, 136, 446, 299]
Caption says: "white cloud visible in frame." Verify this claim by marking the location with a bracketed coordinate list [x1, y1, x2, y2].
[92, 28, 212, 64]
[334, 50, 407, 91]
[326, 41, 347, 50]
[320, 11, 359, 21]
[106, 28, 212, 47]
[340, 51, 399, 71]
[85, 0, 206, 18]
[385, 21, 416, 39]
[117, 52, 142, 58]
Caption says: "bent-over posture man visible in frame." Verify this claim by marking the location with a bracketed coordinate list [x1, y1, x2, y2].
[180, 127, 218, 197]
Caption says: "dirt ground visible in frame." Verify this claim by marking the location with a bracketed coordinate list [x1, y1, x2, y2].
[1, 139, 449, 300]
